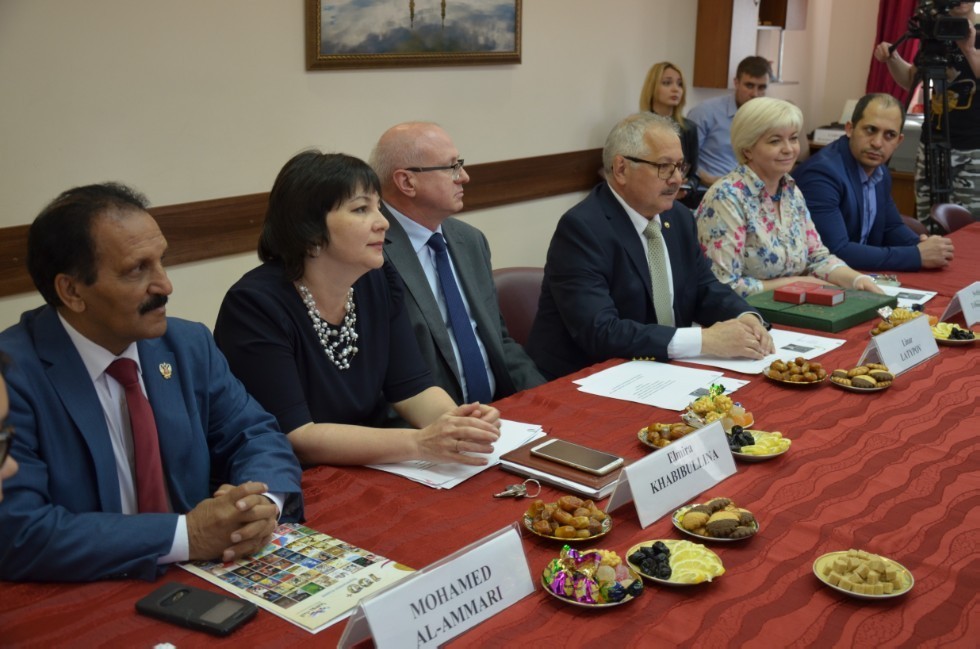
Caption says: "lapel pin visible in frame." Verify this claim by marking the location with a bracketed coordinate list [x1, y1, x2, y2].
[159, 363, 172, 380]
[664, 221, 670, 229]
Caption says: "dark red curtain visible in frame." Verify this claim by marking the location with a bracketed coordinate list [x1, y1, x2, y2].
[866, 0, 920, 105]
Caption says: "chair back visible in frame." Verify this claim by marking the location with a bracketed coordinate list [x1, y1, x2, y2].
[930, 203, 974, 233]
[492, 267, 544, 347]
[901, 215, 928, 237]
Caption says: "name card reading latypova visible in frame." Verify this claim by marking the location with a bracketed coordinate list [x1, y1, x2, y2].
[859, 314, 939, 376]
[354, 526, 533, 649]
[623, 421, 736, 528]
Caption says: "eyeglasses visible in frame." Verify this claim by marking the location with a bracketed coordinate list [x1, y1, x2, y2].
[404, 159, 466, 181]
[0, 425, 13, 467]
[623, 156, 690, 180]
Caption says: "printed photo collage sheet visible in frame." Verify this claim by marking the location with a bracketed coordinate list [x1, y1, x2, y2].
[182, 523, 414, 633]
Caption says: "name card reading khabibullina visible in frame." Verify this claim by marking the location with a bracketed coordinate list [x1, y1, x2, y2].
[858, 314, 939, 375]
[940, 280, 980, 327]
[339, 525, 534, 649]
[609, 421, 736, 529]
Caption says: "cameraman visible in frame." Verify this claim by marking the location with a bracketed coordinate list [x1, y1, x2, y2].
[874, 3, 980, 221]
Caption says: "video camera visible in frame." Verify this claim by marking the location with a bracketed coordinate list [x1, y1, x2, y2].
[909, 0, 971, 42]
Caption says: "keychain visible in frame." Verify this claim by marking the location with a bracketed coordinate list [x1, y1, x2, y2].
[493, 478, 541, 499]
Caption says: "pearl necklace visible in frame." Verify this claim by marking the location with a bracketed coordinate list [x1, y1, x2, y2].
[297, 283, 358, 370]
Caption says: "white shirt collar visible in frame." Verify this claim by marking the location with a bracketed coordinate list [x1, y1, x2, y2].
[384, 201, 443, 253]
[606, 182, 661, 236]
[57, 311, 142, 381]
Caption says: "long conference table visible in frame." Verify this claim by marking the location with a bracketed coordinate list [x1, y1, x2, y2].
[2, 224, 978, 648]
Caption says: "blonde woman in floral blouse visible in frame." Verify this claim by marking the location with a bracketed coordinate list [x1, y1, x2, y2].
[695, 97, 883, 298]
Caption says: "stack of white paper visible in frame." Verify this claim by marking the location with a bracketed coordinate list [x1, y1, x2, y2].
[572, 360, 746, 411]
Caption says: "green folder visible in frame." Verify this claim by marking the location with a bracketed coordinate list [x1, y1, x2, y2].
[745, 288, 898, 333]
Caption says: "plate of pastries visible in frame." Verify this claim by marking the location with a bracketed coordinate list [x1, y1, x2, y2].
[637, 421, 697, 450]
[626, 539, 725, 586]
[870, 307, 936, 336]
[764, 357, 827, 386]
[681, 386, 753, 433]
[813, 548, 913, 599]
[524, 496, 611, 542]
[541, 546, 643, 607]
[828, 364, 893, 392]
[672, 497, 758, 542]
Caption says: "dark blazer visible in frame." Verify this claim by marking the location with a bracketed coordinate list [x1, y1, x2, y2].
[794, 136, 921, 271]
[0, 307, 303, 582]
[526, 183, 756, 380]
[382, 206, 545, 402]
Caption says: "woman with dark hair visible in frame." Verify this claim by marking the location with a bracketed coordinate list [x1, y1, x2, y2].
[214, 150, 500, 467]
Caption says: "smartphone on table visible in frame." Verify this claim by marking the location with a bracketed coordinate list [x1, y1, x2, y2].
[530, 439, 624, 476]
[136, 582, 257, 636]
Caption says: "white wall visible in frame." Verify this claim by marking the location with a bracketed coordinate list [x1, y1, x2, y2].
[0, 0, 879, 330]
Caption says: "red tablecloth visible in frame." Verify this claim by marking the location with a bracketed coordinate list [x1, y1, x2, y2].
[2, 226, 977, 648]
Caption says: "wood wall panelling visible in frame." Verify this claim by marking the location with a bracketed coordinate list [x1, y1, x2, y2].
[0, 149, 603, 298]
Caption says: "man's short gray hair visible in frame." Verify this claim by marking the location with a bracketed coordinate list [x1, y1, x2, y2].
[602, 113, 680, 173]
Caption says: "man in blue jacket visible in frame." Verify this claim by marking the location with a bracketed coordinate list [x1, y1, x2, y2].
[0, 183, 303, 582]
[795, 93, 953, 271]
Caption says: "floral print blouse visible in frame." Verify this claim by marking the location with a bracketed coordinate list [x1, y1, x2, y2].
[695, 164, 846, 297]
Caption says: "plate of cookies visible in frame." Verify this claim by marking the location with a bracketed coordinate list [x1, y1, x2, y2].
[638, 422, 697, 451]
[524, 496, 612, 542]
[672, 498, 758, 542]
[764, 357, 827, 386]
[813, 548, 913, 600]
[829, 364, 893, 392]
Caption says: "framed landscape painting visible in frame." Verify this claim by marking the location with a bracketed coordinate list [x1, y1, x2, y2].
[306, 0, 522, 70]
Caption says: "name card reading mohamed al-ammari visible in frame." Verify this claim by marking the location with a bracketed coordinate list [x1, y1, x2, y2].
[607, 420, 736, 529]
[339, 525, 534, 649]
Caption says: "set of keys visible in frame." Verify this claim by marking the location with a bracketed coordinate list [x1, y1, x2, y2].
[493, 478, 541, 499]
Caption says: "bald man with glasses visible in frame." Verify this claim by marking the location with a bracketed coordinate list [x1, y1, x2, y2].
[527, 113, 773, 380]
[370, 122, 545, 408]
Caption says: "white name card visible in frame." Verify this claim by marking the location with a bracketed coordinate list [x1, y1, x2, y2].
[858, 314, 939, 375]
[339, 525, 533, 649]
[940, 281, 980, 327]
[610, 421, 736, 528]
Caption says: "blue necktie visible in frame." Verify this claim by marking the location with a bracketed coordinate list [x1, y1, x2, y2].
[427, 233, 493, 403]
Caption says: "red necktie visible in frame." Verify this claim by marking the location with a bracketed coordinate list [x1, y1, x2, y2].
[105, 359, 169, 513]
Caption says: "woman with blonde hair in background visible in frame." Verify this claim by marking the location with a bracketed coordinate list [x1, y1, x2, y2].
[640, 61, 700, 207]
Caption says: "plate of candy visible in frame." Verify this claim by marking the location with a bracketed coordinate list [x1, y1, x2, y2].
[672, 497, 759, 541]
[626, 539, 724, 586]
[541, 546, 643, 607]
[524, 496, 611, 542]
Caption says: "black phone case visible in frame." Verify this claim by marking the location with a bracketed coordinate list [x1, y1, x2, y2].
[135, 582, 257, 636]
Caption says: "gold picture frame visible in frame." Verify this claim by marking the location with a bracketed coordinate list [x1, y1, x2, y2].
[305, 0, 522, 70]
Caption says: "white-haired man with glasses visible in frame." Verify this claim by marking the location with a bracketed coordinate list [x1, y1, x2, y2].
[527, 113, 773, 380]
[370, 122, 545, 408]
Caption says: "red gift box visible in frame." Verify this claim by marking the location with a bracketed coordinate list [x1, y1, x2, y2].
[774, 282, 810, 304]
[807, 286, 845, 306]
